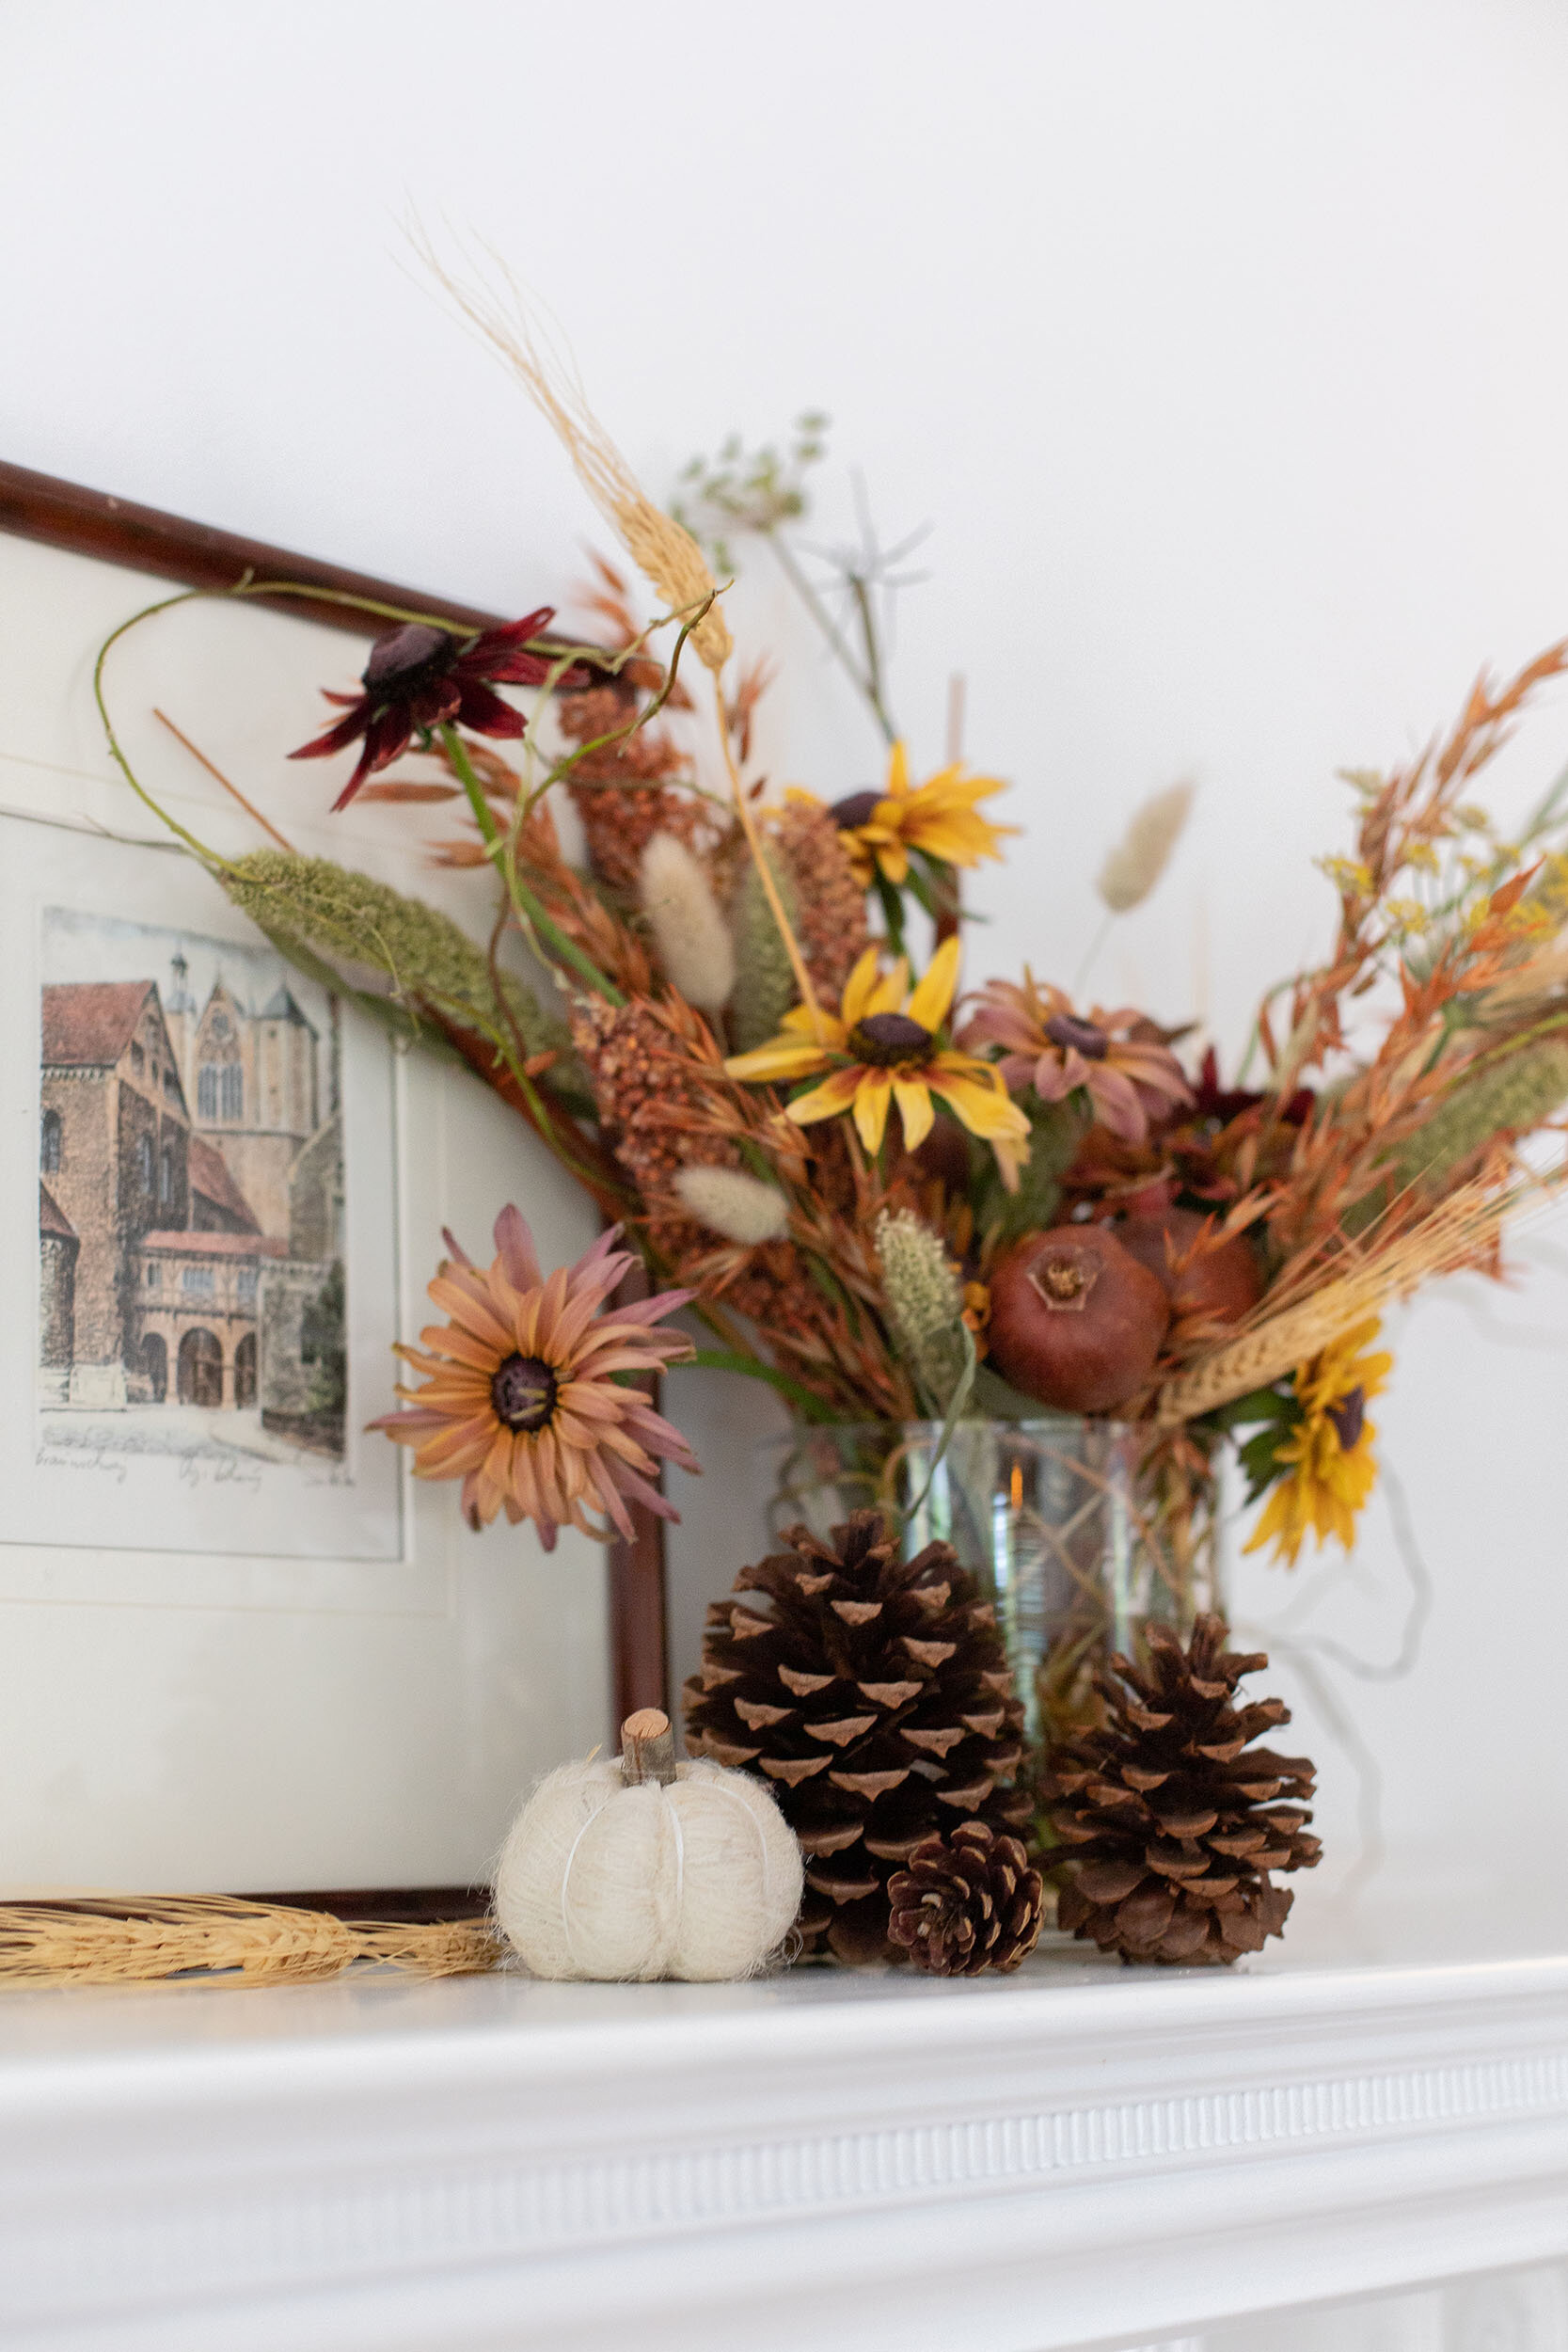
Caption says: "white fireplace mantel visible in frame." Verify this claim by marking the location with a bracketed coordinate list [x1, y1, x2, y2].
[4, 1895, 1568, 2352]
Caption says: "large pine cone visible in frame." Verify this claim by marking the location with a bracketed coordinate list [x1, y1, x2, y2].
[683, 1511, 1031, 1965]
[888, 1820, 1044, 1976]
[1042, 1613, 1321, 1966]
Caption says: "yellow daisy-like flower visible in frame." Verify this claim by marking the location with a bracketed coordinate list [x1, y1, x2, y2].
[1243, 1318, 1393, 1568]
[723, 935, 1031, 1181]
[816, 740, 1017, 889]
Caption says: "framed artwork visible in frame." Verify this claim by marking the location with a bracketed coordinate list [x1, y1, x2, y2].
[0, 462, 668, 1900]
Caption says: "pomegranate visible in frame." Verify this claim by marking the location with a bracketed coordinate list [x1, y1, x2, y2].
[987, 1225, 1170, 1414]
[1116, 1205, 1261, 1327]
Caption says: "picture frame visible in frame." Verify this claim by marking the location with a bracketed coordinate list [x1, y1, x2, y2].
[0, 460, 669, 1904]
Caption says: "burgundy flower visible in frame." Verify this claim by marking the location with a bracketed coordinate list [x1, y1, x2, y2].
[290, 610, 588, 811]
[1190, 1047, 1314, 1129]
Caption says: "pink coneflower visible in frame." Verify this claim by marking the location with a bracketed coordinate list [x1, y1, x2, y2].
[960, 974, 1193, 1145]
[370, 1206, 697, 1547]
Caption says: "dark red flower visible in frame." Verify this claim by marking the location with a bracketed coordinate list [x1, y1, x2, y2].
[290, 610, 589, 811]
[1190, 1047, 1313, 1129]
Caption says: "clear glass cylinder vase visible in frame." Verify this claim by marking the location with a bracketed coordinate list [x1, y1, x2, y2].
[767, 1419, 1221, 1756]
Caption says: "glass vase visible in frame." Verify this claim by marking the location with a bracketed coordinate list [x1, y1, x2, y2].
[767, 1418, 1221, 1757]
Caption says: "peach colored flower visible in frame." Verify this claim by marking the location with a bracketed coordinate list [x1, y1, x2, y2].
[370, 1206, 696, 1546]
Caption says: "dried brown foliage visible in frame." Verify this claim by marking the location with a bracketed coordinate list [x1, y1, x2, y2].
[772, 794, 871, 1003]
[1117, 644, 1568, 1413]
[556, 554, 733, 891]
[574, 986, 917, 1418]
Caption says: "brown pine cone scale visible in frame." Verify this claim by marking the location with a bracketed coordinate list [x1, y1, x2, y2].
[684, 1511, 1030, 1966]
[1042, 1613, 1321, 1967]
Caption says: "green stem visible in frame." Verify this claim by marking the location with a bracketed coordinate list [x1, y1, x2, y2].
[846, 569, 898, 745]
[766, 532, 896, 747]
[438, 723, 625, 1007]
[1440, 1009, 1568, 1089]
[515, 596, 711, 834]
[93, 591, 233, 867]
[684, 1346, 835, 1422]
[873, 868, 908, 956]
[509, 1059, 631, 1205]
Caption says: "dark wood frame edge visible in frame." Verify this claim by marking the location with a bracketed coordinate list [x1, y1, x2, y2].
[0, 457, 505, 638]
[1, 456, 669, 1905]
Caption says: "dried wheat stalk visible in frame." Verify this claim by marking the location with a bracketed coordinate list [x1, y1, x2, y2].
[1151, 1179, 1524, 1424]
[410, 227, 733, 674]
[0, 1896, 503, 1989]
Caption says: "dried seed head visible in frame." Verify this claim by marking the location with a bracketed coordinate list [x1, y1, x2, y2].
[1096, 781, 1195, 914]
[639, 833, 736, 1015]
[673, 1166, 790, 1246]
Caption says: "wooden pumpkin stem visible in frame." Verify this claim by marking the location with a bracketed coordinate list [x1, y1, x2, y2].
[621, 1708, 676, 1787]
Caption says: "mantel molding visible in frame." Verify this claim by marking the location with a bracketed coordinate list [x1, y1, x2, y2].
[5, 1942, 1568, 2351]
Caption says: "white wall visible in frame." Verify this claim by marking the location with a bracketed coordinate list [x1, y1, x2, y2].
[5, 0, 1567, 1910]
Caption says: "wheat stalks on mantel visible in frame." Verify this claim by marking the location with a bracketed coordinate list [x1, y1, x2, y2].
[0, 1895, 503, 1990]
[1152, 1178, 1546, 1428]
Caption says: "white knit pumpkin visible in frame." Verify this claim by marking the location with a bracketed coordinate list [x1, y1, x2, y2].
[494, 1725, 802, 1982]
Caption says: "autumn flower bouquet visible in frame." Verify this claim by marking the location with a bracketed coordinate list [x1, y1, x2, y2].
[98, 261, 1568, 1755]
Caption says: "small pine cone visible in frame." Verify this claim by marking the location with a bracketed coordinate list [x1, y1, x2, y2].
[888, 1820, 1044, 1977]
[1042, 1614, 1322, 1967]
[684, 1510, 1031, 1967]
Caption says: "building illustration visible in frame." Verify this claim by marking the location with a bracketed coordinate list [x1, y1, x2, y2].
[38, 931, 345, 1456]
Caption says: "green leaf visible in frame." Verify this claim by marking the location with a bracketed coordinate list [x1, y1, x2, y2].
[996, 1091, 1090, 1241]
[1236, 1417, 1300, 1504]
[1205, 1382, 1298, 1433]
[873, 868, 907, 954]
[969, 1363, 1051, 1422]
[900, 859, 939, 919]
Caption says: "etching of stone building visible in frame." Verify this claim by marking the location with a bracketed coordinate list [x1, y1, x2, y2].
[39, 942, 346, 1450]
[260, 1092, 345, 1453]
[38, 1184, 78, 1405]
[40, 980, 196, 1406]
[163, 958, 320, 1240]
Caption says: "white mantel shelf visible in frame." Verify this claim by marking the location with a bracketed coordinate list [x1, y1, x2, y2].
[5, 1896, 1568, 2352]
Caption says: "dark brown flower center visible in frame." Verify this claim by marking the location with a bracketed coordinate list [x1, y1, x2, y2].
[1326, 1386, 1365, 1452]
[848, 1010, 934, 1067]
[362, 622, 459, 698]
[490, 1352, 559, 1433]
[829, 788, 883, 830]
[1028, 1248, 1099, 1311]
[1045, 1011, 1109, 1060]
